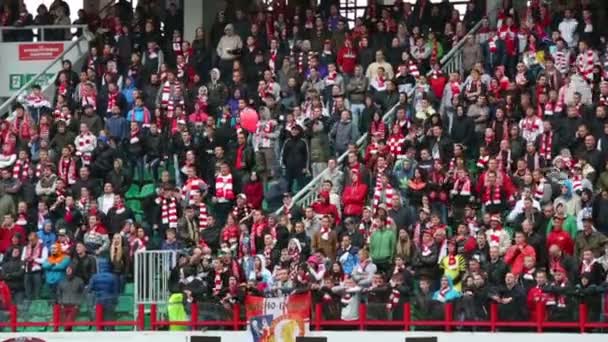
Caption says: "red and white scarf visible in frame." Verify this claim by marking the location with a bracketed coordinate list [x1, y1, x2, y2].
[215, 173, 234, 202]
[476, 155, 489, 170]
[386, 287, 401, 310]
[58, 156, 77, 185]
[373, 181, 395, 211]
[130, 127, 140, 144]
[12, 158, 29, 181]
[113, 200, 126, 215]
[75, 132, 95, 165]
[581, 259, 596, 274]
[198, 202, 208, 230]
[534, 178, 547, 201]
[483, 184, 502, 205]
[156, 196, 178, 228]
[488, 36, 498, 53]
[451, 176, 471, 196]
[408, 60, 420, 77]
[577, 49, 596, 82]
[106, 91, 119, 113]
[539, 131, 553, 161]
[387, 133, 405, 156]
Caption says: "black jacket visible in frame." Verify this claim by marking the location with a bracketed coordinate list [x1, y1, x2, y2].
[281, 134, 309, 172]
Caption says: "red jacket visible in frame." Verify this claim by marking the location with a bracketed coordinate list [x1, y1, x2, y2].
[0, 225, 25, 254]
[504, 243, 536, 276]
[337, 46, 357, 74]
[547, 228, 574, 255]
[342, 182, 368, 216]
[243, 181, 264, 209]
[0, 280, 11, 310]
[312, 192, 341, 224]
[429, 74, 447, 99]
[526, 286, 550, 322]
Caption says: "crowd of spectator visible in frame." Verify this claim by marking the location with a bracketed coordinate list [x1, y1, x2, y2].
[0, 0, 607, 331]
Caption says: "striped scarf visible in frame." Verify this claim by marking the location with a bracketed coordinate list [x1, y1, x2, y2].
[572, 175, 582, 193]
[534, 178, 546, 201]
[476, 155, 489, 170]
[198, 202, 208, 230]
[373, 180, 395, 211]
[539, 132, 553, 161]
[12, 158, 29, 180]
[156, 196, 178, 228]
[408, 60, 420, 77]
[483, 184, 502, 206]
[106, 91, 118, 113]
[386, 287, 401, 310]
[215, 173, 234, 202]
[58, 156, 77, 185]
[577, 50, 596, 82]
[451, 176, 471, 196]
[553, 50, 568, 74]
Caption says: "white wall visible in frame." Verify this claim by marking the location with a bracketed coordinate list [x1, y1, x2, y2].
[0, 331, 607, 342]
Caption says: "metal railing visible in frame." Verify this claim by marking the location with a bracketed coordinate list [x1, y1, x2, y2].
[274, 18, 486, 216]
[0, 31, 92, 118]
[0, 24, 88, 42]
[1, 300, 607, 332]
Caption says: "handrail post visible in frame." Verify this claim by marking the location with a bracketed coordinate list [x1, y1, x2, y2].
[490, 302, 498, 332]
[52, 304, 61, 332]
[150, 304, 157, 331]
[232, 304, 240, 331]
[137, 303, 145, 331]
[444, 303, 453, 332]
[9, 304, 17, 332]
[535, 301, 544, 333]
[359, 304, 366, 330]
[579, 303, 587, 333]
[314, 303, 322, 331]
[403, 302, 411, 331]
[95, 304, 104, 331]
[190, 302, 199, 330]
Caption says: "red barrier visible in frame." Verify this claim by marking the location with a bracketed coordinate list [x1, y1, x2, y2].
[3, 302, 608, 332]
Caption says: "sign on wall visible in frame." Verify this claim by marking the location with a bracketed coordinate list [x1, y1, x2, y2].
[9, 73, 55, 90]
[18, 43, 65, 61]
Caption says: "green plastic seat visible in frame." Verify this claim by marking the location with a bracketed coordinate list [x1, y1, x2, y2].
[28, 300, 51, 317]
[124, 283, 134, 295]
[116, 295, 134, 313]
[125, 199, 143, 214]
[125, 184, 141, 200]
[138, 183, 156, 199]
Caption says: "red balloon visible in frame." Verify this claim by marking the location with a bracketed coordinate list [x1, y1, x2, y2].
[241, 108, 259, 133]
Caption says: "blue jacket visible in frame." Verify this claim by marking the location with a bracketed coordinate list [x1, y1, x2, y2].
[337, 247, 359, 275]
[42, 256, 71, 285]
[105, 115, 129, 142]
[121, 82, 136, 108]
[37, 229, 57, 250]
[432, 276, 461, 302]
[89, 260, 120, 307]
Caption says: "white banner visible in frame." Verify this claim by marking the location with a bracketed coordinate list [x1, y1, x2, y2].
[1, 331, 608, 342]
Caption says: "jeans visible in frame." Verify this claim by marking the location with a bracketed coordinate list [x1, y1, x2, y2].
[129, 155, 145, 181]
[143, 155, 160, 181]
[350, 103, 365, 132]
[284, 168, 307, 193]
[311, 162, 328, 178]
[24, 271, 42, 300]
[431, 202, 448, 224]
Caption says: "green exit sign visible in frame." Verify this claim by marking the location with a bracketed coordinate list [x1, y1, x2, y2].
[9, 73, 55, 91]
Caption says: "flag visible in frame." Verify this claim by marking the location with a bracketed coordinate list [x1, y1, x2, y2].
[246, 292, 311, 342]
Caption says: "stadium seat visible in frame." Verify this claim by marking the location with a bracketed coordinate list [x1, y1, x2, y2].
[116, 295, 134, 313]
[124, 283, 134, 296]
[126, 199, 143, 214]
[125, 184, 141, 200]
[139, 183, 156, 198]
